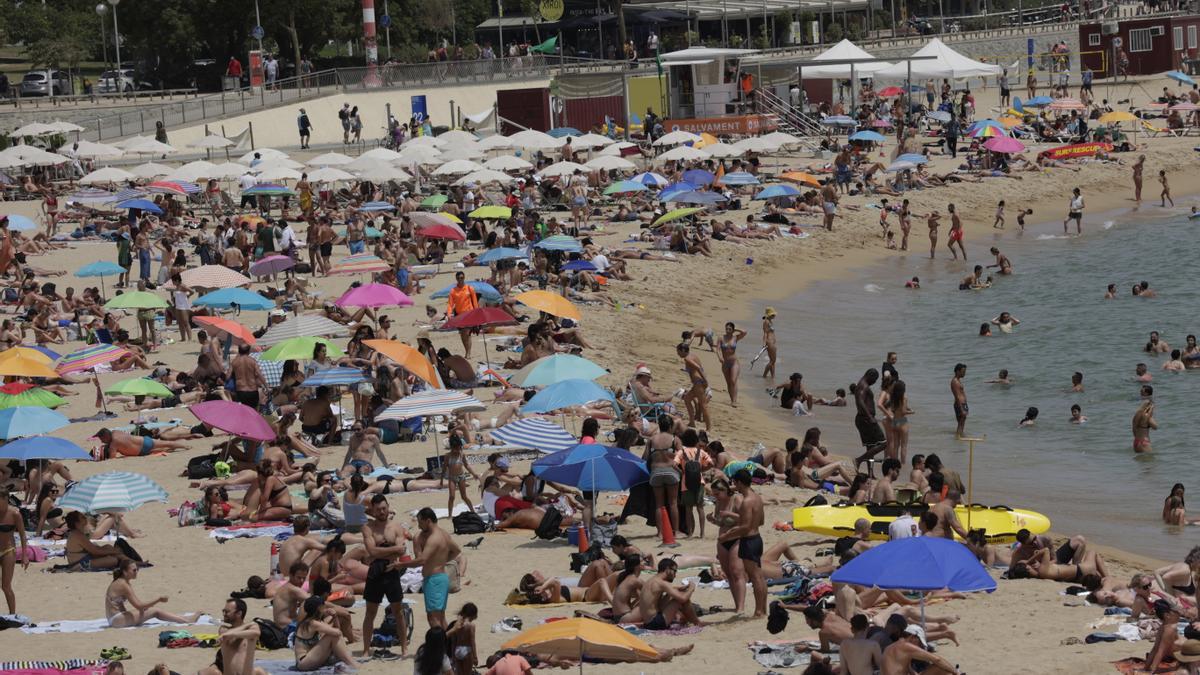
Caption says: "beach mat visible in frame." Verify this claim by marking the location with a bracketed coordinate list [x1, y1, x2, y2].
[20, 614, 213, 635]
[1112, 657, 1180, 674]
[503, 589, 597, 608]
[0, 661, 105, 673]
[623, 624, 703, 637]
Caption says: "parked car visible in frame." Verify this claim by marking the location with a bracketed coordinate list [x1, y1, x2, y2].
[19, 70, 72, 96]
[96, 69, 154, 94]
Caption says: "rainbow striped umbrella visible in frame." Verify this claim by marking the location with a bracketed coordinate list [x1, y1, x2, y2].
[56, 344, 129, 374]
[146, 180, 201, 195]
[968, 125, 1004, 138]
[331, 253, 391, 276]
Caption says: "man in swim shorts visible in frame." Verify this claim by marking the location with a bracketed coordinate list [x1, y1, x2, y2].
[852, 369, 888, 473]
[950, 363, 968, 439]
[719, 470, 767, 617]
[399, 507, 462, 630]
[96, 428, 189, 458]
[361, 494, 410, 658]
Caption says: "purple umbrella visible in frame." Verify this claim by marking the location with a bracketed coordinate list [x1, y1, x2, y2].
[335, 283, 414, 309]
[249, 255, 295, 277]
[189, 400, 274, 441]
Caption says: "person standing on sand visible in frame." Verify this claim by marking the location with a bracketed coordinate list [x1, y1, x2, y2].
[821, 182, 838, 231]
[718, 470, 766, 618]
[927, 211, 941, 259]
[677, 343, 711, 431]
[361, 494, 410, 658]
[1064, 187, 1084, 235]
[716, 322, 747, 407]
[1132, 155, 1145, 203]
[946, 204, 965, 260]
[853, 368, 888, 473]
[398, 507, 461, 630]
[951, 363, 968, 439]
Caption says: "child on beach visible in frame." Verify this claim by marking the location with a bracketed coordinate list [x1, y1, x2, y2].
[1016, 207, 1032, 231]
[885, 230, 898, 249]
[1070, 404, 1088, 424]
[993, 200, 1006, 229]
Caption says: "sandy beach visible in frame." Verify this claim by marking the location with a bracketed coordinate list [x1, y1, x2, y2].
[2, 76, 1198, 675]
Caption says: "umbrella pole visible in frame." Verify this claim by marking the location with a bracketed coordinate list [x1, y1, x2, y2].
[920, 592, 926, 630]
[960, 436, 985, 531]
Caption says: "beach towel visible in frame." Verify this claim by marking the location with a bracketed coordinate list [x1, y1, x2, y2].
[503, 589, 597, 608]
[1112, 657, 1180, 674]
[409, 504, 479, 519]
[0, 663, 104, 674]
[20, 614, 213, 635]
[208, 524, 294, 541]
[0, 668, 105, 675]
[622, 624, 703, 637]
[750, 644, 813, 669]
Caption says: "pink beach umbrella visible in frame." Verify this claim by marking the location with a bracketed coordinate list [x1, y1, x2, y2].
[872, 119, 893, 128]
[249, 255, 295, 277]
[1170, 102, 1200, 112]
[189, 400, 274, 441]
[335, 282, 413, 309]
[982, 136, 1026, 154]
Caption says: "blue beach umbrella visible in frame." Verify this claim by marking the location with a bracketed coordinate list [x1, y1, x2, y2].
[522, 378, 618, 414]
[603, 180, 649, 195]
[0, 435, 92, 460]
[0, 407, 70, 439]
[26, 346, 61, 361]
[562, 260, 597, 272]
[832, 537, 996, 592]
[478, 247, 525, 264]
[58, 471, 169, 514]
[926, 110, 952, 122]
[194, 288, 274, 311]
[720, 171, 760, 186]
[430, 280, 502, 302]
[490, 418, 578, 453]
[896, 153, 929, 165]
[1167, 70, 1196, 85]
[657, 182, 692, 201]
[664, 190, 726, 205]
[632, 171, 669, 188]
[1025, 96, 1053, 107]
[532, 443, 649, 491]
[533, 235, 582, 253]
[849, 130, 886, 142]
[356, 201, 396, 212]
[3, 214, 36, 231]
[1012, 96, 1024, 112]
[509, 354, 608, 387]
[77, 261, 125, 278]
[682, 168, 716, 186]
[821, 115, 856, 126]
[116, 199, 163, 214]
[755, 184, 802, 200]
[548, 127, 582, 138]
[300, 367, 370, 387]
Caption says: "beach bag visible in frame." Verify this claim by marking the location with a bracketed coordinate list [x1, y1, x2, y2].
[254, 618, 289, 650]
[15, 545, 47, 563]
[115, 538, 144, 563]
[534, 506, 564, 540]
[803, 494, 828, 507]
[176, 501, 206, 527]
[452, 511, 487, 535]
[378, 604, 415, 642]
[589, 520, 617, 548]
[682, 448, 702, 492]
[187, 453, 219, 479]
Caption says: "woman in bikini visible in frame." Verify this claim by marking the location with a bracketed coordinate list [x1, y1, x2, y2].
[105, 558, 200, 627]
[0, 491, 28, 613]
[1156, 547, 1200, 608]
[707, 477, 746, 615]
[243, 461, 293, 522]
[64, 511, 124, 571]
[1133, 399, 1157, 453]
[33, 481, 64, 536]
[716, 322, 747, 407]
[677, 343, 710, 431]
[0, 320, 23, 349]
[444, 434, 479, 516]
[518, 571, 611, 604]
[887, 380, 911, 464]
[647, 415, 682, 541]
[760, 308, 777, 380]
[294, 597, 356, 671]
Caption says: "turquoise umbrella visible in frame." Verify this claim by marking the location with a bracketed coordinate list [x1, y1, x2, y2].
[521, 379, 618, 414]
[58, 471, 169, 514]
[509, 354, 608, 387]
[0, 407, 70, 439]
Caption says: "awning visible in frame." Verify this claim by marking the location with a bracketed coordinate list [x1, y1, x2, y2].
[476, 15, 553, 29]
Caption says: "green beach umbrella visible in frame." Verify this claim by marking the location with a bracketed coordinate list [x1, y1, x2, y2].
[421, 194, 448, 208]
[261, 336, 345, 361]
[653, 207, 705, 226]
[0, 384, 66, 410]
[530, 35, 558, 55]
[105, 378, 174, 398]
[469, 205, 512, 220]
[104, 291, 168, 310]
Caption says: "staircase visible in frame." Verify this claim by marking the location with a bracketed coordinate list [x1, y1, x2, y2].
[756, 89, 824, 151]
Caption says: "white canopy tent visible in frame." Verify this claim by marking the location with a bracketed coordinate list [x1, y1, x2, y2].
[795, 40, 893, 78]
[875, 38, 1002, 80]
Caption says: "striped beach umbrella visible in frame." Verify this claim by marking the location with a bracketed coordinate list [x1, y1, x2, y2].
[66, 188, 117, 205]
[146, 180, 201, 196]
[1048, 97, 1086, 111]
[375, 390, 485, 422]
[249, 255, 295, 277]
[56, 344, 129, 375]
[490, 418, 578, 453]
[301, 367, 369, 387]
[331, 253, 391, 276]
[58, 471, 169, 514]
[180, 265, 251, 289]
[258, 315, 348, 347]
[250, 353, 283, 387]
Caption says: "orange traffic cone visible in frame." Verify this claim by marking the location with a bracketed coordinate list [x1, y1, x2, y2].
[658, 506, 679, 548]
[577, 523, 590, 553]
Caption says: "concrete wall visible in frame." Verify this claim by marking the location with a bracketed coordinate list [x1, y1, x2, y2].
[869, 31, 1082, 79]
[165, 78, 550, 150]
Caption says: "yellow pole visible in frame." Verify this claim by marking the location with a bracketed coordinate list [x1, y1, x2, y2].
[959, 436, 985, 530]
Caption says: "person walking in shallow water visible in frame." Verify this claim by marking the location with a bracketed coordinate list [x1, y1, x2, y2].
[1064, 187, 1084, 235]
[1160, 170, 1174, 207]
[1132, 155, 1145, 203]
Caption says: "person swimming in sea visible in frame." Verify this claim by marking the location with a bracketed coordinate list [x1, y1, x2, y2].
[1019, 407, 1039, 427]
[1070, 404, 1088, 424]
[979, 323, 992, 337]
[985, 369, 1012, 385]
[991, 312, 1020, 333]
[1164, 350, 1186, 372]
[904, 276, 920, 289]
[1133, 391, 1157, 453]
[1104, 283, 1117, 299]
[1070, 372, 1084, 393]
[1135, 363, 1153, 382]
[987, 247, 1013, 275]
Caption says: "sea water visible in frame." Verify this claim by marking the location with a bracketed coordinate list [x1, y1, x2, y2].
[750, 207, 1200, 560]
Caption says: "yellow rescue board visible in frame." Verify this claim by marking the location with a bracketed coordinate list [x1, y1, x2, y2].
[792, 503, 1051, 543]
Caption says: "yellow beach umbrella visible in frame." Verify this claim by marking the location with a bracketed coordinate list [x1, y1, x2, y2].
[0, 349, 61, 379]
[693, 132, 719, 149]
[362, 339, 441, 388]
[514, 290, 582, 322]
[652, 207, 705, 226]
[501, 617, 658, 665]
[780, 171, 823, 188]
[998, 116, 1023, 128]
[1099, 111, 1137, 124]
[8, 347, 54, 364]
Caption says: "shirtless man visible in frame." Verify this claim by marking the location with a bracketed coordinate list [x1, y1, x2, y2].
[820, 182, 838, 231]
[853, 369, 888, 472]
[631, 559, 700, 629]
[987, 247, 1012, 275]
[929, 490, 968, 540]
[950, 363, 968, 439]
[198, 598, 266, 675]
[341, 423, 390, 477]
[1011, 536, 1109, 587]
[271, 561, 310, 628]
[882, 625, 960, 675]
[222, 244, 245, 273]
[230, 344, 266, 411]
[606, 554, 645, 623]
[946, 204, 965, 260]
[802, 606, 853, 650]
[871, 458, 901, 503]
[1012, 529, 1054, 567]
[360, 494, 409, 657]
[96, 428, 189, 458]
[277, 516, 326, 577]
[399, 507, 462, 630]
[719, 470, 766, 617]
[301, 386, 340, 446]
[841, 614, 883, 675]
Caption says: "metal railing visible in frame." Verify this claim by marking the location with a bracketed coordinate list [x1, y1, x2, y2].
[756, 89, 824, 147]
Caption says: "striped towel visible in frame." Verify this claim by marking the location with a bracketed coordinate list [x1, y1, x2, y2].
[0, 661, 105, 671]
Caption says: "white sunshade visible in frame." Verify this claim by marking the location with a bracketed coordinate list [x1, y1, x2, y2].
[237, 147, 289, 165]
[3, 146, 70, 166]
[437, 130, 480, 145]
[573, 132, 617, 149]
[125, 139, 177, 154]
[47, 121, 85, 133]
[875, 38, 1003, 80]
[584, 155, 637, 171]
[306, 167, 356, 182]
[508, 129, 562, 149]
[69, 140, 124, 159]
[761, 131, 804, 148]
[539, 161, 590, 178]
[797, 39, 893, 78]
[252, 158, 305, 173]
[483, 155, 533, 171]
[396, 146, 443, 164]
[306, 152, 353, 167]
[257, 166, 303, 181]
[439, 145, 484, 161]
[188, 135, 234, 149]
[208, 162, 248, 179]
[653, 130, 701, 147]
[359, 147, 403, 162]
[700, 142, 745, 158]
[129, 162, 174, 179]
[404, 135, 444, 148]
[598, 141, 638, 156]
[11, 122, 56, 137]
[432, 159, 483, 176]
[658, 145, 710, 162]
[732, 137, 781, 154]
[80, 167, 136, 185]
[356, 165, 413, 183]
[112, 135, 152, 149]
[344, 156, 393, 173]
[478, 135, 513, 150]
[455, 169, 515, 186]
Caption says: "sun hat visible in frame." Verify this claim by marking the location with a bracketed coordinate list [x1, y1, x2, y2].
[634, 364, 651, 377]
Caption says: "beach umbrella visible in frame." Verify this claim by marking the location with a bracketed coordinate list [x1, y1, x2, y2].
[631, 171, 668, 187]
[362, 339, 440, 388]
[983, 136, 1026, 154]
[418, 223, 467, 241]
[533, 443, 648, 491]
[515, 290, 581, 321]
[237, 147, 289, 164]
[1099, 111, 1137, 123]
[682, 168, 716, 186]
[873, 119, 894, 128]
[257, 166, 302, 182]
[583, 155, 636, 171]
[477, 135, 513, 150]
[761, 131, 803, 147]
[510, 354, 607, 387]
[261, 336, 345, 361]
[0, 435, 89, 459]
[477, 247, 525, 264]
[129, 162, 173, 179]
[430, 280, 502, 302]
[250, 354, 283, 388]
[482, 155, 532, 172]
[926, 110, 952, 122]
[573, 132, 615, 149]
[307, 167, 356, 183]
[652, 130, 701, 147]
[657, 182, 693, 201]
[896, 154, 930, 165]
[540, 161, 590, 179]
[1171, 101, 1200, 112]
[193, 315, 256, 346]
[188, 134, 234, 149]
[998, 116, 1024, 129]
[531, 235, 582, 253]
[301, 367, 369, 387]
[116, 199, 163, 214]
[335, 283, 413, 309]
[125, 139, 176, 155]
[375, 389, 485, 422]
[103, 290, 168, 311]
[456, 169, 515, 187]
[968, 119, 1006, 132]
[353, 147, 401, 163]
[780, 172, 822, 188]
[438, 129, 480, 145]
[0, 407, 69, 439]
[405, 135, 445, 148]
[306, 151, 353, 166]
[0, 350, 59, 378]
[1025, 95, 1053, 107]
[420, 195, 450, 209]
[720, 172, 760, 186]
[755, 184, 802, 200]
[820, 115, 856, 126]
[562, 260, 597, 272]
[189, 400, 275, 441]
[1166, 70, 1196, 85]
[248, 255, 295, 277]
[80, 167, 136, 185]
[442, 306, 516, 331]
[59, 471, 168, 514]
[194, 288, 274, 311]
[490, 418, 578, 453]
[439, 145, 484, 162]
[652, 207, 705, 226]
[664, 190, 725, 205]
[701, 143, 746, 159]
[501, 617, 657, 669]
[849, 130, 886, 143]
[356, 165, 413, 183]
[886, 161, 918, 173]
[68, 140, 123, 160]
[6, 347, 55, 365]
[658, 145, 709, 162]
[508, 129, 562, 150]
[331, 253, 391, 276]
[877, 85, 905, 97]
[259, 315, 348, 347]
[548, 127, 581, 139]
[396, 146, 444, 164]
[469, 205, 512, 220]
[967, 125, 1003, 139]
[603, 180, 649, 195]
[242, 184, 295, 197]
[522, 379, 618, 414]
[66, 188, 118, 205]
[3, 214, 36, 232]
[356, 201, 396, 212]
[432, 159, 483, 176]
[11, 122, 56, 137]
[1048, 98, 1086, 111]
[56, 344, 129, 375]
[180, 265, 250, 289]
[145, 180, 196, 196]
[104, 378, 174, 398]
[0, 384, 65, 410]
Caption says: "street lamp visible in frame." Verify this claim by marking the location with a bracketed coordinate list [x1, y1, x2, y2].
[96, 4, 109, 74]
[108, 0, 121, 82]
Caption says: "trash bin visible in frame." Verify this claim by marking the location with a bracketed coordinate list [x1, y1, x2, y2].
[223, 76, 240, 91]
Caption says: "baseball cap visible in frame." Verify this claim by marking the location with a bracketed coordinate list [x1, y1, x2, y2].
[496, 457, 510, 469]
[634, 365, 652, 377]
[904, 624, 928, 648]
